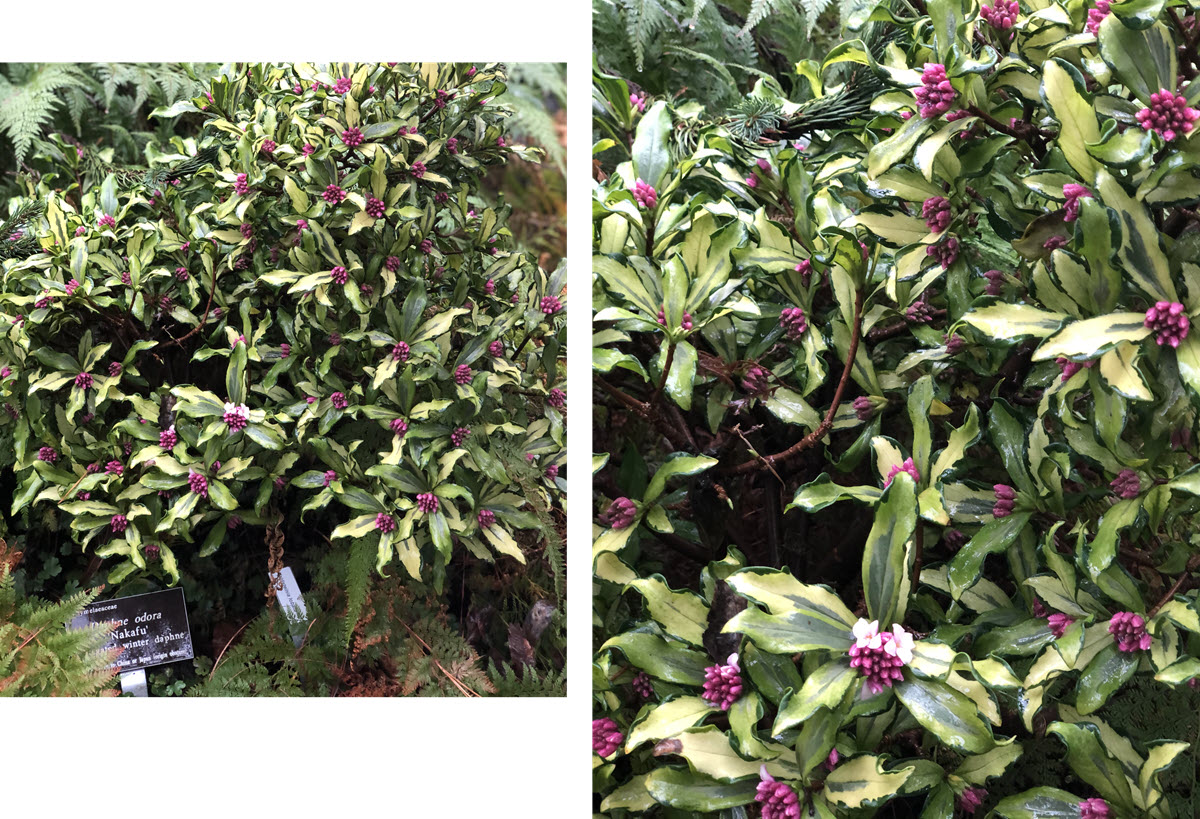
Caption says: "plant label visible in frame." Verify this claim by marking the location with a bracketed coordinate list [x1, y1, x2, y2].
[270, 566, 309, 647]
[69, 587, 194, 672]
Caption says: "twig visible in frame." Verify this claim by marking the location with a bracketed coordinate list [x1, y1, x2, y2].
[730, 288, 865, 475]
[595, 375, 650, 417]
[396, 619, 481, 697]
[1148, 554, 1200, 617]
[164, 262, 218, 349]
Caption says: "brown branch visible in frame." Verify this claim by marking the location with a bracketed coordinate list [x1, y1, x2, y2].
[730, 288, 865, 475]
[595, 375, 650, 418]
[163, 263, 218, 349]
[1148, 554, 1200, 617]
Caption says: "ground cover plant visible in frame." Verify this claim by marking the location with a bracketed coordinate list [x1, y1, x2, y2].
[0, 61, 567, 696]
[593, 0, 1200, 813]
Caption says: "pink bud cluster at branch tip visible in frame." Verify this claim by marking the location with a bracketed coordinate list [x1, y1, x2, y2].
[795, 259, 813, 286]
[958, 786, 987, 815]
[885, 457, 920, 487]
[547, 388, 566, 408]
[915, 63, 956, 119]
[451, 427, 471, 447]
[331, 392, 348, 410]
[545, 464, 559, 480]
[701, 654, 744, 710]
[323, 470, 337, 487]
[1043, 235, 1068, 251]
[780, 307, 808, 340]
[632, 671, 654, 699]
[477, 509, 495, 528]
[854, 395, 875, 421]
[742, 364, 771, 395]
[411, 161, 427, 179]
[755, 766, 800, 819]
[234, 174, 250, 195]
[631, 179, 657, 209]
[945, 333, 965, 354]
[630, 92, 647, 113]
[601, 497, 637, 529]
[1110, 468, 1140, 499]
[1109, 611, 1152, 652]
[1062, 183, 1093, 222]
[416, 492, 439, 514]
[302, 143, 315, 156]
[850, 620, 915, 693]
[446, 137, 458, 154]
[74, 372, 93, 390]
[188, 470, 209, 497]
[391, 342, 410, 362]
[922, 196, 953, 233]
[375, 513, 396, 533]
[1144, 301, 1190, 347]
[330, 266, 348, 285]
[454, 365, 473, 385]
[489, 340, 504, 357]
[993, 484, 1016, 517]
[38, 447, 58, 463]
[1079, 798, 1111, 819]
[927, 236, 959, 267]
[1086, 0, 1110, 34]
[907, 298, 934, 324]
[110, 514, 128, 534]
[385, 255, 400, 272]
[1056, 357, 1094, 381]
[980, 0, 1018, 28]
[160, 426, 178, 449]
[984, 268, 1006, 296]
[540, 296, 563, 315]
[593, 718, 623, 758]
[334, 77, 352, 95]
[98, 214, 116, 229]
[261, 139, 276, 155]
[1136, 89, 1199, 142]
[341, 127, 363, 148]
[108, 362, 122, 378]
[365, 196, 385, 218]
[1048, 612, 1074, 638]
[322, 184, 345, 205]
[419, 239, 434, 254]
[390, 418, 408, 437]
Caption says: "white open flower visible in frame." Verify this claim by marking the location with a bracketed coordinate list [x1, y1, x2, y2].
[887, 623, 915, 665]
[852, 618, 883, 649]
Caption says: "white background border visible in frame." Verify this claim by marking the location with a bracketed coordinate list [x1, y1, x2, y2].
[1, 2, 593, 814]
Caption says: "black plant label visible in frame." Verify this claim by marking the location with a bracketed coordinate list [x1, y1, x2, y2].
[69, 587, 194, 672]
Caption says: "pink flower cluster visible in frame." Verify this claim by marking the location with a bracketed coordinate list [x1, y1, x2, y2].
[322, 184, 345, 205]
[392, 342, 410, 362]
[334, 77, 352, 95]
[454, 365, 473, 385]
[1056, 357, 1094, 381]
[540, 296, 562, 315]
[849, 619, 914, 694]
[1136, 89, 1199, 142]
[980, 0, 1018, 28]
[108, 362, 122, 378]
[365, 196, 385, 218]
[984, 268, 1006, 296]
[927, 236, 959, 268]
[631, 179, 657, 209]
[234, 174, 250, 195]
[74, 372, 93, 390]
[1079, 798, 1111, 819]
[547, 388, 566, 408]
[489, 340, 505, 357]
[1087, 0, 1110, 34]
[160, 426, 178, 449]
[188, 469, 209, 497]
[98, 214, 116, 229]
[915, 63, 956, 119]
[477, 509, 495, 528]
[330, 266, 348, 285]
[420, 239, 434, 254]
[1110, 468, 1140, 499]
[854, 396, 875, 421]
[630, 92, 647, 113]
[755, 767, 800, 819]
[742, 365, 771, 395]
[390, 418, 408, 437]
[601, 497, 637, 529]
[411, 161, 427, 179]
[922, 196, 953, 233]
[885, 457, 920, 487]
[261, 139, 276, 155]
[700, 653, 743, 710]
[331, 392, 349, 410]
[907, 298, 933, 324]
[1062, 183, 1092, 222]
[451, 427, 471, 447]
[958, 787, 987, 815]
[222, 402, 250, 432]
[993, 484, 1016, 517]
[446, 137, 459, 154]
[375, 513, 396, 533]
[1144, 301, 1190, 347]
[385, 255, 401, 272]
[416, 492, 440, 513]
[1048, 612, 1074, 638]
[593, 718, 623, 758]
[945, 333, 965, 355]
[66, 279, 80, 296]
[780, 307, 808, 340]
[1109, 611, 1151, 652]
[795, 259, 813, 286]
[110, 514, 128, 534]
[38, 446, 57, 463]
[341, 127, 364, 148]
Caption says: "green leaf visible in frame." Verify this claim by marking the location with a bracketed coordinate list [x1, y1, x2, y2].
[961, 303, 1067, 339]
[895, 678, 995, 754]
[1048, 721, 1136, 807]
[1032, 313, 1152, 361]
[626, 575, 709, 646]
[1075, 643, 1140, 715]
[955, 742, 1023, 785]
[600, 633, 710, 684]
[642, 768, 757, 811]
[868, 114, 935, 177]
[947, 512, 1032, 597]
[1088, 498, 1143, 574]
[863, 474, 916, 626]
[1095, 168, 1176, 302]
[331, 513, 379, 539]
[1041, 59, 1101, 183]
[626, 695, 716, 751]
[993, 787, 1084, 819]
[823, 754, 914, 809]
[661, 339, 698, 410]
[643, 454, 717, 505]
[631, 101, 672, 188]
[795, 706, 840, 776]
[1098, 17, 1176, 101]
[788, 474, 882, 511]
[773, 659, 858, 733]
